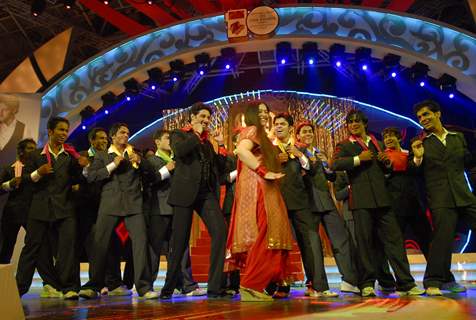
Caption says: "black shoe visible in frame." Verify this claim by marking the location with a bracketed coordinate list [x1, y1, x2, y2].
[159, 292, 172, 300]
[207, 290, 234, 299]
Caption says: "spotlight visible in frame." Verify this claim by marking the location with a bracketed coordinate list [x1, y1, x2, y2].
[276, 42, 292, 66]
[82, 125, 87, 130]
[302, 42, 318, 67]
[169, 59, 185, 82]
[410, 62, 429, 83]
[80, 106, 95, 122]
[123, 78, 141, 93]
[329, 44, 345, 68]
[355, 47, 371, 72]
[105, 110, 109, 115]
[151, 85, 156, 90]
[383, 53, 401, 79]
[147, 0, 154, 4]
[103, 0, 109, 5]
[439, 73, 457, 98]
[31, 0, 46, 16]
[391, 72, 397, 78]
[147, 67, 163, 83]
[126, 96, 131, 101]
[195, 52, 210, 76]
[101, 91, 117, 107]
[62, 0, 75, 9]
[221, 47, 237, 70]
[419, 81, 425, 87]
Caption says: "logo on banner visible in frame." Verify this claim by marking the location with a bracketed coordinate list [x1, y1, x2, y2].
[225, 9, 248, 42]
[246, 6, 279, 39]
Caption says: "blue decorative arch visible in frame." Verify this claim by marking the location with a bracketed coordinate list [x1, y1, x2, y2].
[42, 5, 476, 120]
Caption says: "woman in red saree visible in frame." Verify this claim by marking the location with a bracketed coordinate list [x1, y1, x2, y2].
[226, 102, 295, 302]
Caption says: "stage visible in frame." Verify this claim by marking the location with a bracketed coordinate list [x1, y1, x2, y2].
[21, 285, 476, 320]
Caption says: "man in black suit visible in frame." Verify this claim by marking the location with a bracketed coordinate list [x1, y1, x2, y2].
[295, 122, 359, 295]
[331, 110, 423, 297]
[0, 138, 61, 298]
[16, 116, 89, 299]
[159, 102, 228, 299]
[144, 129, 205, 296]
[272, 113, 336, 297]
[411, 100, 476, 296]
[79, 123, 156, 299]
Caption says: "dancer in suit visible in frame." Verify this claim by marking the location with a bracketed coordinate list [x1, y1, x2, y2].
[16, 116, 89, 299]
[295, 121, 359, 295]
[331, 110, 424, 297]
[411, 100, 476, 296]
[144, 129, 205, 296]
[79, 123, 157, 299]
[272, 113, 336, 297]
[1, 138, 61, 298]
[159, 103, 228, 300]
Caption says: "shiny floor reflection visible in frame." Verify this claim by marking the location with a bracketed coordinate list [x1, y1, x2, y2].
[23, 286, 476, 319]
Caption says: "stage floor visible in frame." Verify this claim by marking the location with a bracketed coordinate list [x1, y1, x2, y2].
[22, 284, 476, 320]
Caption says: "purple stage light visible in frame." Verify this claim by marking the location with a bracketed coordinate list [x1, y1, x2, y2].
[361, 64, 368, 71]
[225, 64, 230, 70]
[281, 58, 286, 65]
[335, 61, 342, 67]
[449, 93, 454, 99]
[391, 72, 397, 78]
[419, 81, 425, 87]
[308, 59, 314, 65]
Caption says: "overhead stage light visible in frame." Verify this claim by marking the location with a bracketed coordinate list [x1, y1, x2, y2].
[410, 62, 429, 87]
[169, 59, 185, 82]
[195, 52, 210, 76]
[302, 42, 318, 66]
[439, 73, 457, 99]
[329, 44, 345, 68]
[62, 0, 75, 9]
[383, 53, 401, 78]
[355, 47, 371, 72]
[101, 91, 117, 107]
[31, 0, 46, 16]
[276, 42, 292, 66]
[221, 47, 237, 71]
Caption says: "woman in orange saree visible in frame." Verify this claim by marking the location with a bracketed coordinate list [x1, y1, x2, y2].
[225, 102, 295, 302]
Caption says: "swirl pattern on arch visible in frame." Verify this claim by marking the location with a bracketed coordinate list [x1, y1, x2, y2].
[41, 6, 476, 118]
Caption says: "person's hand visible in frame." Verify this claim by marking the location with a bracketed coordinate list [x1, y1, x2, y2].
[129, 152, 141, 164]
[377, 152, 389, 163]
[78, 156, 89, 168]
[264, 171, 285, 180]
[277, 153, 289, 163]
[358, 150, 373, 162]
[113, 156, 125, 166]
[9, 177, 21, 188]
[38, 163, 53, 176]
[316, 153, 328, 163]
[286, 145, 303, 158]
[192, 121, 203, 134]
[212, 127, 224, 145]
[411, 140, 424, 159]
[166, 161, 175, 171]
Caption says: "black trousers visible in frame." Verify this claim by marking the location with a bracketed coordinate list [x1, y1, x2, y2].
[223, 213, 240, 291]
[161, 192, 227, 295]
[148, 215, 198, 293]
[352, 208, 415, 291]
[83, 214, 151, 296]
[424, 203, 476, 288]
[105, 236, 134, 290]
[16, 217, 78, 295]
[289, 208, 327, 291]
[314, 209, 358, 286]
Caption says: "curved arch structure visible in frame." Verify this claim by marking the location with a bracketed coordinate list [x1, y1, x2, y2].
[41, 5, 476, 126]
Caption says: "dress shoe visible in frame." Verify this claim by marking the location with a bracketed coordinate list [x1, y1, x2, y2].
[159, 292, 172, 300]
[40, 284, 63, 298]
[108, 285, 132, 296]
[184, 288, 207, 296]
[361, 287, 377, 297]
[142, 291, 159, 299]
[426, 287, 443, 296]
[340, 281, 360, 294]
[397, 286, 425, 296]
[63, 291, 79, 300]
[240, 286, 273, 302]
[79, 289, 98, 299]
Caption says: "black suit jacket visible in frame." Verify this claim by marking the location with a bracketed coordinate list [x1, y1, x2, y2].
[0, 163, 33, 224]
[307, 159, 337, 212]
[331, 138, 391, 210]
[410, 132, 476, 209]
[167, 129, 226, 207]
[87, 150, 143, 217]
[24, 149, 82, 221]
[220, 155, 237, 215]
[73, 152, 102, 220]
[143, 155, 173, 216]
[279, 147, 312, 211]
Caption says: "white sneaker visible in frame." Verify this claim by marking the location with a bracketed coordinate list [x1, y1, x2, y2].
[340, 281, 360, 294]
[185, 288, 207, 296]
[108, 285, 132, 296]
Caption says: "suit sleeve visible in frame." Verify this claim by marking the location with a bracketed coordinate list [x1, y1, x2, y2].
[86, 152, 110, 183]
[334, 172, 349, 201]
[331, 142, 355, 171]
[170, 130, 201, 158]
[459, 133, 476, 169]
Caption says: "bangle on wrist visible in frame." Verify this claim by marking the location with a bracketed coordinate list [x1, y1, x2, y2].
[254, 165, 268, 178]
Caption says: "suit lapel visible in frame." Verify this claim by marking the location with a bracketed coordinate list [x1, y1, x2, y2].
[53, 152, 69, 171]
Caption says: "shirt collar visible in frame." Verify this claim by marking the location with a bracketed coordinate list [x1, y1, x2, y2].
[88, 147, 96, 157]
[41, 143, 65, 156]
[426, 127, 457, 139]
[349, 135, 371, 144]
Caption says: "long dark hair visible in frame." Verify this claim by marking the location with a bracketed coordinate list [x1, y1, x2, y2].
[243, 102, 280, 172]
